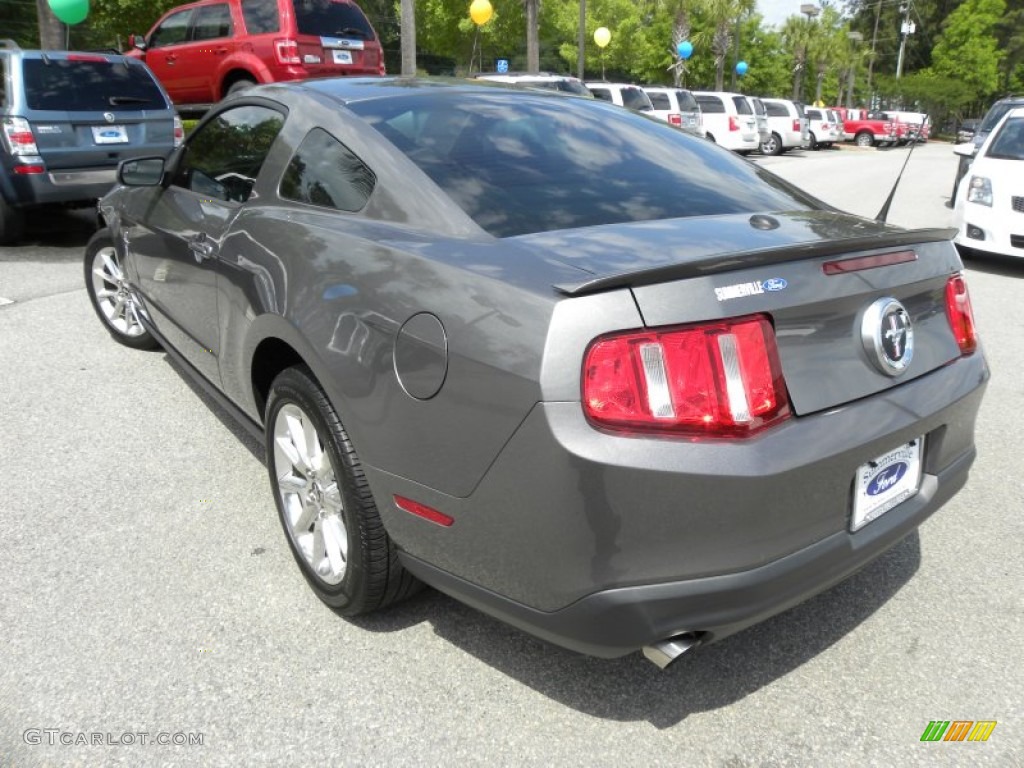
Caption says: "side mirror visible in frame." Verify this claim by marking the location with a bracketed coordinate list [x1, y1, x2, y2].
[119, 157, 166, 186]
[952, 142, 977, 158]
[130, 34, 147, 51]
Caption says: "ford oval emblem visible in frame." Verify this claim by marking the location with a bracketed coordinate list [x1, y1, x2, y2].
[763, 278, 788, 292]
[867, 462, 908, 496]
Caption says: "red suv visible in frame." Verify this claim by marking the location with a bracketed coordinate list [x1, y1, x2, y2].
[129, 0, 385, 107]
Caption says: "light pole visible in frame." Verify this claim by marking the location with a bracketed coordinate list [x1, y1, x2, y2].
[846, 31, 863, 108]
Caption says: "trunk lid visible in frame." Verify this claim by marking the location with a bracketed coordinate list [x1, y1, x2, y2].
[519, 211, 966, 416]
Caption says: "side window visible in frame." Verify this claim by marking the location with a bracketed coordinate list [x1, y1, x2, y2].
[590, 88, 612, 103]
[696, 96, 724, 113]
[647, 92, 670, 111]
[240, 0, 280, 33]
[764, 102, 788, 118]
[0, 57, 6, 107]
[174, 105, 285, 203]
[149, 9, 194, 48]
[192, 4, 233, 41]
[806, 109, 821, 120]
[280, 128, 376, 212]
[732, 96, 752, 115]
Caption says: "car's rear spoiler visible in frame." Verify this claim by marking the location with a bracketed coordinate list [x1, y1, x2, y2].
[553, 227, 957, 297]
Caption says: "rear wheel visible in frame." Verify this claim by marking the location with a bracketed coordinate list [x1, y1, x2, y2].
[84, 229, 158, 349]
[760, 132, 782, 156]
[855, 131, 874, 148]
[0, 195, 25, 246]
[266, 366, 420, 615]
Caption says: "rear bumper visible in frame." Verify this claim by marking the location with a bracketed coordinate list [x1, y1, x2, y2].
[401, 446, 973, 657]
[4, 166, 116, 207]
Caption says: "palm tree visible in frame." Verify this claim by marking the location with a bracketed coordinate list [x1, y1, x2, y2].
[781, 15, 814, 101]
[695, 0, 754, 91]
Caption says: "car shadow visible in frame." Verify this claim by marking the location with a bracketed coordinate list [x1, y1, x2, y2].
[351, 531, 922, 728]
[14, 208, 98, 252]
[961, 250, 1024, 278]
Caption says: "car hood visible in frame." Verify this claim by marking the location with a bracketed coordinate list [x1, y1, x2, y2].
[509, 210, 955, 295]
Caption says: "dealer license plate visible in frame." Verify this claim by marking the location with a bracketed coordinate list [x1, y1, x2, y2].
[91, 125, 128, 144]
[332, 50, 353, 65]
[851, 437, 923, 532]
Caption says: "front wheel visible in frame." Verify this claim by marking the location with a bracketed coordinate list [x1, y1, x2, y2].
[760, 132, 782, 156]
[808, 131, 818, 150]
[84, 229, 158, 349]
[855, 131, 874, 148]
[266, 366, 420, 615]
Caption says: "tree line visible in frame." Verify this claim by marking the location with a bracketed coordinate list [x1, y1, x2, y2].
[4, 0, 1020, 123]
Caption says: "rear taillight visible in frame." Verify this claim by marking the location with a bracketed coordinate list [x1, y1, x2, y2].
[669, 113, 682, 127]
[793, 119, 801, 132]
[13, 164, 44, 174]
[2, 117, 39, 155]
[274, 38, 301, 65]
[728, 116, 740, 131]
[173, 114, 184, 147]
[945, 274, 977, 355]
[582, 314, 791, 437]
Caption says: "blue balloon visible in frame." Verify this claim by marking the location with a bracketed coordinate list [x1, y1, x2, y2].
[677, 41, 693, 60]
[735, 60, 748, 75]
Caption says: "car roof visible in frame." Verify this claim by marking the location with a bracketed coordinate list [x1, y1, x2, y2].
[298, 76, 521, 105]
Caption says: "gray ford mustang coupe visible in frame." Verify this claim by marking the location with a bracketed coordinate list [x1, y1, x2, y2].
[85, 78, 987, 668]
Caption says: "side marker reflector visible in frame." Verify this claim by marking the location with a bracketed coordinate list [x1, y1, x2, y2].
[394, 495, 454, 527]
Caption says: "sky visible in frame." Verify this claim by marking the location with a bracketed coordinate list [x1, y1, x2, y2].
[758, 0, 802, 28]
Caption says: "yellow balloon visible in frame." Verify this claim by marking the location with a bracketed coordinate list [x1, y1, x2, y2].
[470, 0, 493, 26]
[594, 27, 611, 48]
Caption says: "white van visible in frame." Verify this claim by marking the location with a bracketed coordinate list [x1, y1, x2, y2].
[692, 91, 760, 152]
[641, 86, 705, 137]
[759, 98, 809, 155]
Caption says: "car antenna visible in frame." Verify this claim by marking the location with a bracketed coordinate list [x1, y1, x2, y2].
[875, 114, 926, 223]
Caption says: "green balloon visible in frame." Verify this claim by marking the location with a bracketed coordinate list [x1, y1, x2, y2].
[48, 0, 89, 25]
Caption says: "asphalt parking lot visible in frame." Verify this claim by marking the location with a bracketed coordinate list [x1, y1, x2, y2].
[1, 141, 1021, 766]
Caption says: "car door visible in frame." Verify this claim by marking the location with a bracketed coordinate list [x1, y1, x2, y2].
[142, 8, 196, 104]
[128, 103, 286, 382]
[188, 2, 237, 102]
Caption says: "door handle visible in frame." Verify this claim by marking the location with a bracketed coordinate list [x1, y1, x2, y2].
[188, 234, 217, 262]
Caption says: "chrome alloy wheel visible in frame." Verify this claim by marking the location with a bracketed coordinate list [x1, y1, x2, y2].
[273, 403, 348, 585]
[90, 245, 147, 337]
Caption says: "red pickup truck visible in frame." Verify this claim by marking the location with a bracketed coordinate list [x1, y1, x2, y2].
[832, 107, 899, 147]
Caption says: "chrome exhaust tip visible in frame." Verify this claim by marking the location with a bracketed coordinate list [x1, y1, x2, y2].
[642, 632, 701, 670]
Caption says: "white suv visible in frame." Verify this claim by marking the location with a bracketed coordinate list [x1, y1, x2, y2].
[759, 98, 809, 155]
[804, 106, 840, 150]
[692, 91, 760, 152]
[641, 86, 705, 137]
[586, 82, 654, 113]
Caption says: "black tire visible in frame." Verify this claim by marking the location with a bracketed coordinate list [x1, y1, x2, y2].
[760, 132, 783, 156]
[225, 78, 256, 97]
[266, 366, 420, 615]
[0, 194, 25, 246]
[855, 131, 874, 148]
[84, 228, 159, 349]
[705, 132, 716, 143]
[808, 131, 818, 150]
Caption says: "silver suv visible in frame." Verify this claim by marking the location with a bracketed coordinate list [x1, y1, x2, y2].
[0, 41, 180, 244]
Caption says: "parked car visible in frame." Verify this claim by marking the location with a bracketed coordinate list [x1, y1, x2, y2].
[692, 90, 760, 152]
[969, 95, 1024, 153]
[953, 106, 1024, 259]
[128, 0, 385, 109]
[890, 111, 930, 142]
[585, 82, 653, 112]
[86, 77, 987, 669]
[759, 98, 809, 155]
[641, 86, 704, 137]
[956, 118, 980, 144]
[804, 106, 840, 149]
[747, 96, 771, 147]
[0, 41, 180, 245]
[475, 72, 592, 97]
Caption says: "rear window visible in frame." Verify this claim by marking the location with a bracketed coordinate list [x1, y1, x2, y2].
[350, 92, 818, 238]
[22, 58, 167, 112]
[647, 92, 671, 111]
[590, 87, 612, 103]
[293, 0, 375, 39]
[695, 95, 724, 113]
[732, 96, 752, 115]
[620, 87, 651, 111]
[241, 0, 280, 33]
[675, 90, 698, 111]
[806, 109, 821, 120]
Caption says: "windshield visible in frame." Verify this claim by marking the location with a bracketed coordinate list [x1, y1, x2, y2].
[985, 116, 1024, 160]
[292, 0, 374, 39]
[350, 91, 820, 237]
[22, 58, 167, 111]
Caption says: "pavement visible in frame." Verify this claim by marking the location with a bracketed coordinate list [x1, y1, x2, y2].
[0, 144, 1021, 766]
